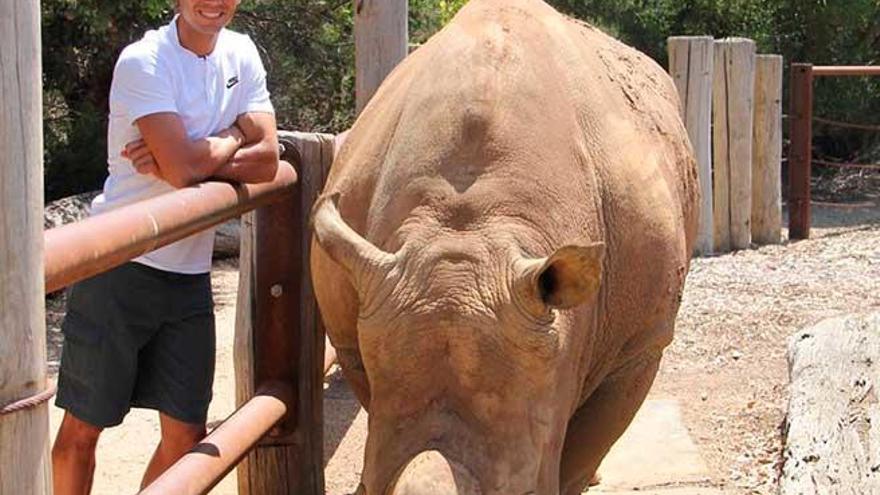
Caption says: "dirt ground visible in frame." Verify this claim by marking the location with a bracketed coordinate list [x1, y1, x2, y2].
[45, 188, 880, 494]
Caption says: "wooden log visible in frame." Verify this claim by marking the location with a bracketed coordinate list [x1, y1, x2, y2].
[668, 36, 715, 256]
[235, 132, 334, 495]
[712, 38, 756, 252]
[355, 0, 408, 114]
[783, 312, 880, 494]
[751, 55, 783, 245]
[0, 0, 52, 493]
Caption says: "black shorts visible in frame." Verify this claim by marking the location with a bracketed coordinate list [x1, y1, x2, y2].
[56, 262, 215, 428]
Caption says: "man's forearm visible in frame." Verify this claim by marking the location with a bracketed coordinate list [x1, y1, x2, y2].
[171, 125, 246, 186]
[211, 137, 279, 184]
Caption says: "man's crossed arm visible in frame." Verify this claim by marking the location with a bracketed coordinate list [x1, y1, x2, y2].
[123, 111, 280, 188]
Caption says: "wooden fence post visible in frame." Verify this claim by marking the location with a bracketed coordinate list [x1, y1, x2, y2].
[355, 0, 408, 114]
[713, 38, 756, 252]
[234, 132, 334, 494]
[751, 55, 783, 245]
[0, 0, 52, 492]
[668, 36, 715, 256]
[789, 64, 814, 240]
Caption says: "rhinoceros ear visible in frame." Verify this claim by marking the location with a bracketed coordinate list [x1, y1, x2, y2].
[518, 243, 605, 311]
[311, 192, 396, 279]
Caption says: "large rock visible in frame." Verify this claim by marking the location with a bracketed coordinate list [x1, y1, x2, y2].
[213, 218, 240, 259]
[43, 191, 99, 229]
[782, 312, 880, 494]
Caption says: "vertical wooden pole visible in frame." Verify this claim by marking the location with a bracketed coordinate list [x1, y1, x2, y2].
[668, 36, 715, 256]
[789, 64, 814, 240]
[713, 38, 756, 252]
[235, 133, 333, 494]
[751, 55, 783, 245]
[0, 0, 52, 493]
[355, 0, 408, 114]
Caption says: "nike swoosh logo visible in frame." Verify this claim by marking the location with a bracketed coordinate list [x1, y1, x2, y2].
[226, 76, 239, 89]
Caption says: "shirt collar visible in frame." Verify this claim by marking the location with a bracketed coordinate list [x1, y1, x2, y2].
[168, 14, 221, 61]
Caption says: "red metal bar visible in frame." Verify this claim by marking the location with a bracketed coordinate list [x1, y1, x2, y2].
[139, 384, 289, 495]
[812, 66, 880, 77]
[44, 162, 297, 294]
[789, 64, 814, 240]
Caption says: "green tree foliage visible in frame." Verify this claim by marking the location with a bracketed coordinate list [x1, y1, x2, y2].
[42, 0, 354, 201]
[42, 0, 880, 201]
[551, 0, 880, 162]
[42, 0, 171, 200]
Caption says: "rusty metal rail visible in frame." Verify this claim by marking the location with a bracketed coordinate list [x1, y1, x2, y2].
[139, 384, 290, 495]
[44, 161, 297, 294]
[812, 65, 880, 76]
[44, 134, 333, 494]
[788, 64, 880, 240]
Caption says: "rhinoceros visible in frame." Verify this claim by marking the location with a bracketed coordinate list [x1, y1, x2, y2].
[310, 0, 699, 493]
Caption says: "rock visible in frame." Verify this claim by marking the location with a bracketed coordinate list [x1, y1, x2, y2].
[44, 191, 99, 229]
[214, 218, 241, 260]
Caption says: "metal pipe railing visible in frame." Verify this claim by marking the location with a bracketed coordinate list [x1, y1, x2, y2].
[44, 161, 297, 293]
[812, 65, 880, 77]
[788, 63, 880, 240]
[138, 383, 291, 495]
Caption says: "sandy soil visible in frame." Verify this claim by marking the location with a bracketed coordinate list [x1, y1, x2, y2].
[45, 197, 880, 494]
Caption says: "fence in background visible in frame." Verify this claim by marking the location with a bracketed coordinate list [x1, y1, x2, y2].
[668, 36, 783, 254]
[788, 64, 880, 239]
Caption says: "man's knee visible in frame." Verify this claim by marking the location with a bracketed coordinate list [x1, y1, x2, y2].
[160, 415, 206, 452]
[53, 414, 102, 455]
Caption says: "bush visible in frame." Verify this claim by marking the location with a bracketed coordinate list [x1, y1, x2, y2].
[42, 0, 880, 201]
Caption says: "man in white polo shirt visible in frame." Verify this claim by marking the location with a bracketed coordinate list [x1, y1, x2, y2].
[51, 1, 279, 492]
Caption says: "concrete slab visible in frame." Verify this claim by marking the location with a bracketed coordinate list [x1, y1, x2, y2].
[591, 399, 721, 494]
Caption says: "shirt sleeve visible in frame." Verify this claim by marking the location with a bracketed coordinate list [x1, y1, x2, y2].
[111, 46, 178, 126]
[239, 36, 275, 115]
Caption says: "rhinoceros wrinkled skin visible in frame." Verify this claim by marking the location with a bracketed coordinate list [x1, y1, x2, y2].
[310, 0, 699, 493]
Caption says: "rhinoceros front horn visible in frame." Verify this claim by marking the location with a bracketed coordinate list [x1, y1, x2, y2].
[389, 450, 481, 495]
[311, 192, 396, 279]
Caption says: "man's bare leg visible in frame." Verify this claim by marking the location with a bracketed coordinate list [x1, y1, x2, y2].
[52, 412, 103, 495]
[140, 413, 206, 489]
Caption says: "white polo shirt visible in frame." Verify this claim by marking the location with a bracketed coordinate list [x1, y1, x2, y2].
[92, 16, 274, 274]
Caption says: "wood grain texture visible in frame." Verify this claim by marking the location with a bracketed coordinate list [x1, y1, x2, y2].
[0, 0, 52, 492]
[712, 38, 755, 252]
[234, 132, 333, 495]
[354, 0, 408, 114]
[783, 312, 880, 494]
[668, 36, 714, 256]
[751, 55, 783, 245]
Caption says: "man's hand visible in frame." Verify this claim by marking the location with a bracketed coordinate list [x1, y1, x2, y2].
[133, 113, 246, 188]
[122, 139, 162, 178]
[211, 112, 279, 184]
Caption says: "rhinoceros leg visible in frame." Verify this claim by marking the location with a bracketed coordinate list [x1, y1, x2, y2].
[311, 242, 372, 409]
[559, 351, 662, 494]
[336, 348, 371, 408]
